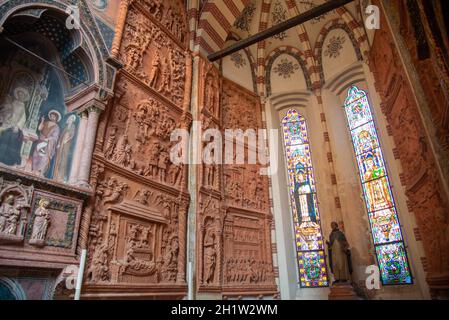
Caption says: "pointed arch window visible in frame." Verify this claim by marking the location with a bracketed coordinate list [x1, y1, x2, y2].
[343, 86, 412, 285]
[282, 109, 328, 288]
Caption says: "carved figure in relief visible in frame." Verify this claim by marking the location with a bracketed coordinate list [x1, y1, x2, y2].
[87, 242, 111, 282]
[134, 189, 152, 205]
[29, 198, 51, 246]
[149, 51, 162, 89]
[121, 224, 158, 276]
[126, 44, 142, 72]
[148, 0, 164, 19]
[161, 235, 179, 282]
[158, 150, 169, 183]
[203, 220, 217, 284]
[112, 134, 132, 167]
[159, 57, 171, 94]
[0, 194, 21, 235]
[225, 257, 273, 284]
[168, 163, 183, 187]
[156, 195, 172, 220]
[205, 75, 219, 116]
[104, 126, 117, 158]
[145, 141, 161, 177]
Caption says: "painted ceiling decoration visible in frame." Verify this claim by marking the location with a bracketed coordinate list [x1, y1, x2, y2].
[273, 58, 300, 78]
[324, 35, 346, 58]
[271, 1, 289, 41]
[230, 51, 247, 68]
[234, 0, 257, 32]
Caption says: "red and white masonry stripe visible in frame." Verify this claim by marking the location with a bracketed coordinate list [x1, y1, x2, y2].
[334, 6, 370, 58]
[284, 0, 321, 89]
[254, 0, 281, 298]
[195, 0, 251, 55]
[256, 0, 271, 96]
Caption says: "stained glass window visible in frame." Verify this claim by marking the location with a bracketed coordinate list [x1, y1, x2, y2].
[343, 86, 412, 285]
[282, 110, 328, 288]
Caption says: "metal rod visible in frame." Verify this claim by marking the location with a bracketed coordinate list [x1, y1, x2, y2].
[75, 249, 87, 301]
[208, 0, 355, 62]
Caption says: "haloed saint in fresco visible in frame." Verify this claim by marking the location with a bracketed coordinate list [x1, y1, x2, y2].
[0, 48, 79, 183]
[0, 87, 30, 166]
[31, 110, 62, 177]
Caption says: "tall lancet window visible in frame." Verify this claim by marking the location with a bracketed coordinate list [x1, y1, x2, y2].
[282, 110, 328, 288]
[343, 86, 412, 285]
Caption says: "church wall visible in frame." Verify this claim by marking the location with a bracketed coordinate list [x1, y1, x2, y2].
[369, 0, 449, 299]
[194, 55, 277, 298]
[81, 0, 190, 299]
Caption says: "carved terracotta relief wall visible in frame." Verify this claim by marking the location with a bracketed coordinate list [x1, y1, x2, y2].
[392, 0, 449, 157]
[195, 59, 276, 298]
[82, 0, 191, 299]
[197, 58, 224, 294]
[221, 79, 276, 297]
[370, 1, 449, 299]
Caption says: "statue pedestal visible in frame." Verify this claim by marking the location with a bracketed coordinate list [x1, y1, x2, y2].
[328, 283, 359, 300]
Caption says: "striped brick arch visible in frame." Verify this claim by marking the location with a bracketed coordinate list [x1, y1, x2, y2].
[195, 0, 251, 54]
[314, 18, 364, 85]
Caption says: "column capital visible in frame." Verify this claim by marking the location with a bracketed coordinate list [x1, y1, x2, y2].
[79, 100, 106, 115]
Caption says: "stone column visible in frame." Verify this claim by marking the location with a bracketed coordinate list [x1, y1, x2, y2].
[69, 111, 88, 184]
[78, 106, 102, 188]
[177, 199, 189, 283]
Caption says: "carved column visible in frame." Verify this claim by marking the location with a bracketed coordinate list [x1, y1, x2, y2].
[69, 111, 88, 184]
[199, 225, 205, 285]
[78, 106, 103, 187]
[111, 0, 133, 59]
[177, 199, 188, 283]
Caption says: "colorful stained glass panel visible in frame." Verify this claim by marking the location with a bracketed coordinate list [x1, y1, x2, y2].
[362, 177, 395, 212]
[285, 144, 313, 169]
[344, 86, 412, 286]
[282, 109, 328, 288]
[356, 148, 386, 182]
[344, 87, 373, 130]
[297, 251, 328, 287]
[376, 243, 412, 285]
[368, 208, 402, 244]
[350, 122, 379, 155]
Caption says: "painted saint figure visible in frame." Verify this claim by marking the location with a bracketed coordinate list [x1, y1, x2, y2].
[326, 222, 352, 284]
[54, 115, 77, 182]
[32, 110, 61, 176]
[291, 151, 317, 225]
[0, 87, 31, 166]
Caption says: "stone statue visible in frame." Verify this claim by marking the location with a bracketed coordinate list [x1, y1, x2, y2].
[0, 194, 21, 235]
[29, 198, 51, 246]
[327, 222, 352, 284]
[203, 228, 217, 284]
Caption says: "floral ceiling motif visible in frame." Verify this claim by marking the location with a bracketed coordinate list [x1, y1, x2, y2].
[230, 51, 247, 69]
[234, 1, 257, 32]
[324, 35, 346, 58]
[273, 58, 300, 78]
[271, 1, 288, 41]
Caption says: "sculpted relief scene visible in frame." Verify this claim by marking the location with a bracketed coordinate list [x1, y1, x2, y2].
[1, 0, 449, 302]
